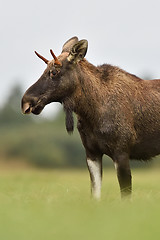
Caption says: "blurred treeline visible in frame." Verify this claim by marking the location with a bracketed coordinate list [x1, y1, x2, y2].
[0, 85, 159, 169]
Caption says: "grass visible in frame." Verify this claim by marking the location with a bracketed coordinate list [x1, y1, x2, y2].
[0, 167, 160, 240]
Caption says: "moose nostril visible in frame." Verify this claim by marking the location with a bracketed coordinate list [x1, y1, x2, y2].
[22, 102, 32, 114]
[25, 107, 31, 114]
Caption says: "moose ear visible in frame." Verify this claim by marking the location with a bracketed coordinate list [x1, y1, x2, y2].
[67, 40, 88, 64]
[62, 36, 79, 53]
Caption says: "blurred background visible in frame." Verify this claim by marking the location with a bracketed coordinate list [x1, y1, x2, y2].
[1, 0, 160, 169]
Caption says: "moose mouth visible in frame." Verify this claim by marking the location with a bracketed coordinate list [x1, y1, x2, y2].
[31, 105, 45, 115]
[22, 100, 45, 115]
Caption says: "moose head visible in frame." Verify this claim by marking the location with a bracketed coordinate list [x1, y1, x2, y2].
[21, 37, 88, 117]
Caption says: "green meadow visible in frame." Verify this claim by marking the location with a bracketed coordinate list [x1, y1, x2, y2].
[0, 168, 160, 240]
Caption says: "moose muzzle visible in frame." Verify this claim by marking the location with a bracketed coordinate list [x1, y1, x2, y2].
[21, 94, 46, 115]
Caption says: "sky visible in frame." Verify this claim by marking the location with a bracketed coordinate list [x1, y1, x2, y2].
[1, 0, 160, 117]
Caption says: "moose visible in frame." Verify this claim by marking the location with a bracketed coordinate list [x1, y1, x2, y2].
[22, 36, 160, 199]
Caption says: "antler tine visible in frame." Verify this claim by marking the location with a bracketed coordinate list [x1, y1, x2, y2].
[50, 49, 57, 60]
[50, 49, 62, 66]
[35, 51, 49, 64]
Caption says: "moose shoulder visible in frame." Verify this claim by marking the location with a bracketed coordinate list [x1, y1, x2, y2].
[21, 36, 160, 199]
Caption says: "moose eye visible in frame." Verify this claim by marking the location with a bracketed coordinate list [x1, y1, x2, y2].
[49, 69, 58, 78]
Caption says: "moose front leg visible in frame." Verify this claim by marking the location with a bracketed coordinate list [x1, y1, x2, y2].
[86, 154, 102, 200]
[114, 153, 132, 198]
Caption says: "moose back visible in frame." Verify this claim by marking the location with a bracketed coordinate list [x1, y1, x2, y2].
[21, 36, 160, 199]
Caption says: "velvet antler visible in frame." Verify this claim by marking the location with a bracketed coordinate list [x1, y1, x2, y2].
[35, 51, 49, 64]
[50, 49, 62, 66]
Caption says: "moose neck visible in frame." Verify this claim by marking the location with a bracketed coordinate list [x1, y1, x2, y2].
[63, 59, 104, 133]
[76, 60, 102, 114]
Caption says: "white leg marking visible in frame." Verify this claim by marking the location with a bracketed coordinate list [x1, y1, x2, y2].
[87, 158, 102, 200]
[114, 162, 118, 171]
